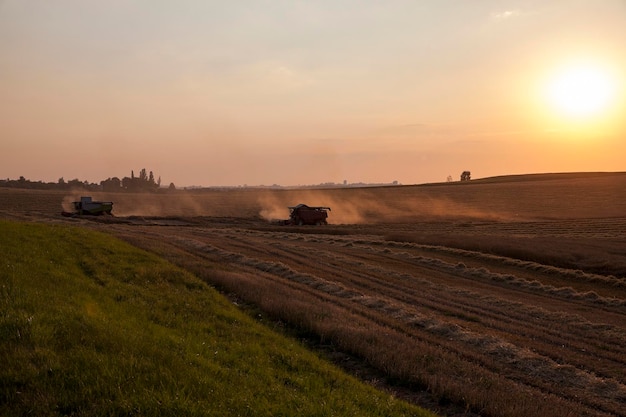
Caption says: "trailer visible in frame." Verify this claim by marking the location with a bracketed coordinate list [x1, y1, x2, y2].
[286, 204, 330, 225]
[62, 196, 113, 216]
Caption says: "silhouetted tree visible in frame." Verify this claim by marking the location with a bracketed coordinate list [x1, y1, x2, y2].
[0, 169, 166, 192]
[101, 177, 121, 192]
[67, 178, 85, 189]
[122, 168, 161, 191]
[460, 171, 471, 181]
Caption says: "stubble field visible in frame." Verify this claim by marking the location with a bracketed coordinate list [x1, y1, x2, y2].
[2, 172, 626, 417]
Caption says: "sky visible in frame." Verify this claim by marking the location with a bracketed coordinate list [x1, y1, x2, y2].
[1, 1, 625, 187]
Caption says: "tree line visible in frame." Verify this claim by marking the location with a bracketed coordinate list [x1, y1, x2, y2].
[0, 169, 176, 192]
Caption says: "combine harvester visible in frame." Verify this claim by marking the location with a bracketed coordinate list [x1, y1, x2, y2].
[62, 196, 113, 217]
[280, 204, 331, 225]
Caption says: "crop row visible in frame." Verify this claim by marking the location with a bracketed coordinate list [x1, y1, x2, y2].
[111, 224, 626, 417]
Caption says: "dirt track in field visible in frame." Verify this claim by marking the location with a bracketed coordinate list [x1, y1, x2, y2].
[2, 173, 626, 417]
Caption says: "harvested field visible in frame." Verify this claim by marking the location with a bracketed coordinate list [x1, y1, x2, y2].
[2, 172, 626, 417]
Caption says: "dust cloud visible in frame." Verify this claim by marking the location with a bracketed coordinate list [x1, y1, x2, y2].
[258, 191, 372, 224]
[63, 191, 209, 217]
[62, 193, 81, 212]
[109, 192, 207, 217]
[257, 188, 513, 224]
[61, 186, 515, 223]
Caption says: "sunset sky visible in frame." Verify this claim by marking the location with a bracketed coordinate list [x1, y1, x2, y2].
[1, 1, 625, 187]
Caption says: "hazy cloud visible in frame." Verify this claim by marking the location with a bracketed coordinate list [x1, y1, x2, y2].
[490, 10, 521, 21]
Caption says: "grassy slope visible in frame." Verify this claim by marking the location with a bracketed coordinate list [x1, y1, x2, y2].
[0, 220, 434, 417]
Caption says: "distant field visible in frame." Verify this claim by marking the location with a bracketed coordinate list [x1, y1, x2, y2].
[2, 172, 626, 417]
[2, 171, 626, 222]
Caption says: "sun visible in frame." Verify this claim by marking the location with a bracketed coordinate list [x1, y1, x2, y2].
[544, 63, 616, 119]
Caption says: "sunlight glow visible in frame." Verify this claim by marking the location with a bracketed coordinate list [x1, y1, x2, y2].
[545, 64, 616, 119]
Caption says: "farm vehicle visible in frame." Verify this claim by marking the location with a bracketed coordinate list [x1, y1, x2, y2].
[279, 204, 331, 225]
[62, 196, 113, 216]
